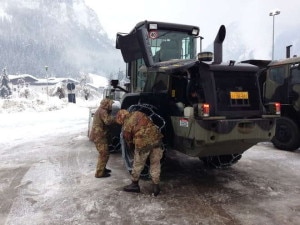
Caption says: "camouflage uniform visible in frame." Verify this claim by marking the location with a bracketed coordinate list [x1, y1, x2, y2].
[117, 110, 164, 185]
[89, 98, 114, 177]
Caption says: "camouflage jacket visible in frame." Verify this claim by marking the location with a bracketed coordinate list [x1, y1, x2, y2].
[123, 111, 163, 150]
[90, 107, 114, 143]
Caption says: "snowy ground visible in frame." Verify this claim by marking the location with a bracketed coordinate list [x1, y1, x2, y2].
[0, 94, 300, 225]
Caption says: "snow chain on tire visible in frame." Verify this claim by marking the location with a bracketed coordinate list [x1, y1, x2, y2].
[201, 154, 242, 169]
[108, 136, 121, 153]
[121, 104, 166, 178]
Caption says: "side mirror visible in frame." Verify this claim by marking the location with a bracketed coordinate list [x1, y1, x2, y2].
[111, 80, 119, 88]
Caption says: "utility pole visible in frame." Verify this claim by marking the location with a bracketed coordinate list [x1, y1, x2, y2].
[45, 66, 48, 99]
[269, 9, 280, 60]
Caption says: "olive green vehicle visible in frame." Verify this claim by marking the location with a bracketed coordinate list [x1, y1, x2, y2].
[112, 21, 280, 172]
[251, 56, 300, 151]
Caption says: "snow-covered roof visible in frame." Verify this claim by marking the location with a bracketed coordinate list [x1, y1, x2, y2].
[9, 74, 39, 81]
[8, 73, 109, 88]
[34, 77, 79, 85]
[8, 74, 79, 85]
[88, 73, 109, 88]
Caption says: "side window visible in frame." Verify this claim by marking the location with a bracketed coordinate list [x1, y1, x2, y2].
[135, 59, 147, 92]
[291, 65, 300, 84]
[143, 72, 168, 92]
[182, 37, 192, 59]
[269, 67, 285, 85]
[152, 73, 168, 92]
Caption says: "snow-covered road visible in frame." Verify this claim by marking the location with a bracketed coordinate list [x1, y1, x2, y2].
[1, 101, 300, 225]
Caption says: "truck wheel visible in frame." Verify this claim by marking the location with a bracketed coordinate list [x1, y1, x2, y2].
[107, 124, 122, 153]
[272, 117, 300, 151]
[120, 103, 167, 178]
[120, 132, 150, 178]
[200, 154, 242, 169]
[108, 136, 121, 153]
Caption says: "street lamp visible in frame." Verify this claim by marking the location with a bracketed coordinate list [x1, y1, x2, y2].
[45, 66, 48, 98]
[269, 9, 280, 60]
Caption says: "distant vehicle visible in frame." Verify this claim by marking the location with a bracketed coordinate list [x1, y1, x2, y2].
[102, 86, 124, 102]
[247, 56, 300, 151]
[112, 20, 280, 174]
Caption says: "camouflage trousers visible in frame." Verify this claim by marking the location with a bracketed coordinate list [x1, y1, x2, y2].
[94, 142, 109, 177]
[131, 146, 163, 184]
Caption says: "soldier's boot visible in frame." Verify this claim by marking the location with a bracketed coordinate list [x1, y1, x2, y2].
[95, 170, 111, 178]
[95, 173, 110, 178]
[104, 168, 111, 173]
[152, 184, 160, 197]
[123, 181, 140, 193]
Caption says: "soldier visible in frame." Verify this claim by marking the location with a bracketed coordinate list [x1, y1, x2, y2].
[1, 69, 12, 96]
[89, 98, 115, 178]
[116, 109, 164, 196]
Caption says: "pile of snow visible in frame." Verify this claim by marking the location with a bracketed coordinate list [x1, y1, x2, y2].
[0, 71, 114, 114]
[0, 97, 68, 113]
[0, 87, 101, 114]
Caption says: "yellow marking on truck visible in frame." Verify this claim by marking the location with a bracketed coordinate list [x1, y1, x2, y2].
[230, 91, 249, 99]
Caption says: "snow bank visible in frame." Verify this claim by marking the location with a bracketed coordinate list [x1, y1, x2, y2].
[0, 97, 68, 113]
[0, 88, 101, 114]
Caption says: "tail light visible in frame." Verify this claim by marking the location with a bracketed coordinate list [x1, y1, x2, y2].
[266, 102, 281, 115]
[202, 104, 210, 117]
[274, 102, 281, 115]
[194, 103, 210, 118]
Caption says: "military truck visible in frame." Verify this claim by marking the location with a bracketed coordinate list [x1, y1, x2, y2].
[113, 20, 280, 173]
[253, 56, 300, 151]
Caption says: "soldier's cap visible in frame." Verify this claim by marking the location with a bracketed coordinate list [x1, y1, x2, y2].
[116, 109, 129, 125]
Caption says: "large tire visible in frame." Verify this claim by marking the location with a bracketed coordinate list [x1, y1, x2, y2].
[107, 123, 121, 153]
[272, 117, 300, 151]
[108, 135, 121, 153]
[120, 103, 166, 178]
[200, 154, 242, 169]
[120, 132, 150, 178]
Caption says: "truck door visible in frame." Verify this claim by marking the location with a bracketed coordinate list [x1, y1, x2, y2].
[290, 64, 300, 111]
[265, 66, 288, 103]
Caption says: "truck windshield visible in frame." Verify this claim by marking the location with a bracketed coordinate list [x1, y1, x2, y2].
[148, 30, 196, 62]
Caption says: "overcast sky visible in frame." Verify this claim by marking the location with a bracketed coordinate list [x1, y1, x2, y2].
[85, 0, 300, 50]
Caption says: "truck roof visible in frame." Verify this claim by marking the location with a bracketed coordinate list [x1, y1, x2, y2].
[139, 59, 259, 74]
[132, 20, 199, 35]
[268, 56, 300, 67]
[241, 59, 272, 69]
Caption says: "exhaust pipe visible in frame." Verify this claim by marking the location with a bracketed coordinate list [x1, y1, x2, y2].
[213, 25, 226, 64]
[286, 45, 292, 58]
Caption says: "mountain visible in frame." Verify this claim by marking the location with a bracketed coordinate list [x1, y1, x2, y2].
[0, 0, 124, 78]
[1, 0, 298, 79]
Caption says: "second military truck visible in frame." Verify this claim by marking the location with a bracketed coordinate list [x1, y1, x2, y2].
[255, 56, 300, 151]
